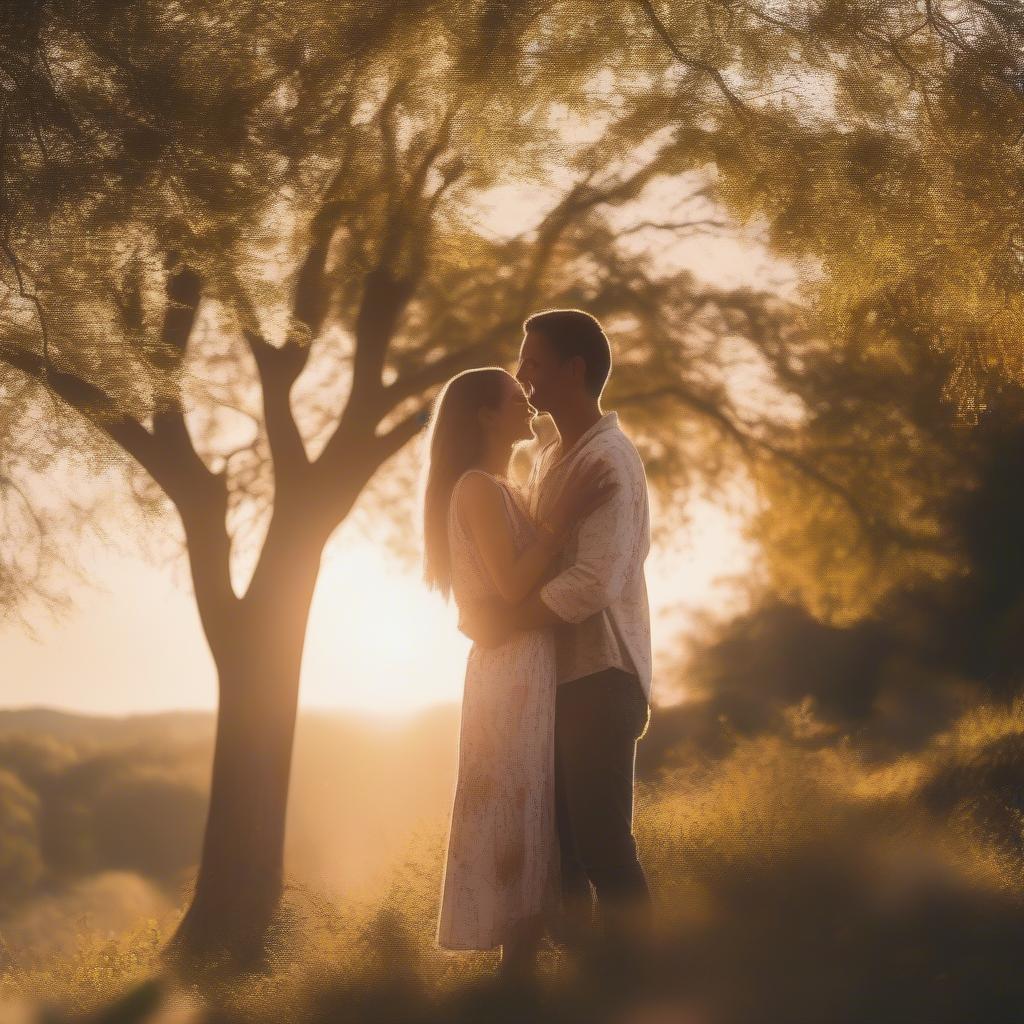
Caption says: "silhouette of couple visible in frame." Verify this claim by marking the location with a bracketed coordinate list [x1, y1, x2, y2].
[421, 309, 653, 977]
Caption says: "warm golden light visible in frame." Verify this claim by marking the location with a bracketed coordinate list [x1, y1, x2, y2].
[300, 542, 470, 716]
[0, 498, 751, 717]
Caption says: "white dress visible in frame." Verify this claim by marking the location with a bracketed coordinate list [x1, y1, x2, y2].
[436, 470, 559, 950]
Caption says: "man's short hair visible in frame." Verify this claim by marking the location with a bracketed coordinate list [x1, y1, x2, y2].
[523, 309, 612, 398]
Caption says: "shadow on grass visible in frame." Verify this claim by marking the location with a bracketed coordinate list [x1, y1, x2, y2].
[42, 852, 1024, 1024]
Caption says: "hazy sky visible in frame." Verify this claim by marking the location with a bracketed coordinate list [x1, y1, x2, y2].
[0, 493, 753, 716]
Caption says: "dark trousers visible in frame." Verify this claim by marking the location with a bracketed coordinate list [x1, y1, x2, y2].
[554, 667, 651, 937]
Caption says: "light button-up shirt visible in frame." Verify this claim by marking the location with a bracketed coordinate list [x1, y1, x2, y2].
[527, 412, 653, 702]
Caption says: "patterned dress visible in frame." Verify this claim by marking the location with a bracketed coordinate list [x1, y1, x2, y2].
[436, 469, 560, 950]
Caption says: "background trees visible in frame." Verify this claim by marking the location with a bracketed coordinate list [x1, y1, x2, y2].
[1, 0, 1020, 971]
[611, 0, 1023, 623]
[0, 2, 819, 965]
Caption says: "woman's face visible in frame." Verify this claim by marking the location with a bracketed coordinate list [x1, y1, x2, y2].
[484, 374, 536, 448]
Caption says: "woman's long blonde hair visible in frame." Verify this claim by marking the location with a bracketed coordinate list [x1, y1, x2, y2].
[422, 367, 510, 598]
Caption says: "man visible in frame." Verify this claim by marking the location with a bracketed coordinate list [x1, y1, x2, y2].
[463, 308, 653, 947]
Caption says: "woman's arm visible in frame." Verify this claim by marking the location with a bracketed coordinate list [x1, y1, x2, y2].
[457, 474, 564, 604]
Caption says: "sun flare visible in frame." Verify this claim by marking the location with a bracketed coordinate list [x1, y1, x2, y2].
[300, 542, 471, 716]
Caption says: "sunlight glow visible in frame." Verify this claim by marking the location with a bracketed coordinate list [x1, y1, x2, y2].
[300, 542, 470, 716]
[0, 490, 753, 718]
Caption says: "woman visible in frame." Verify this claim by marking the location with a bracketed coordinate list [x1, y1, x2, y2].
[422, 367, 613, 977]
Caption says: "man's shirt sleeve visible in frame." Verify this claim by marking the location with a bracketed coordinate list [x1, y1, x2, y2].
[538, 445, 647, 624]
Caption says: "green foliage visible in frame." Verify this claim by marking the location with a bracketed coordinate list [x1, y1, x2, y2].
[629, 0, 1024, 415]
[747, 336, 970, 622]
[0, 733, 206, 908]
[9, 0, 1010, 635]
[0, 0, 813, 604]
[0, 1, 1018, 618]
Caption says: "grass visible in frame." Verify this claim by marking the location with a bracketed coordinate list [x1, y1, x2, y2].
[6, 703, 1024, 1023]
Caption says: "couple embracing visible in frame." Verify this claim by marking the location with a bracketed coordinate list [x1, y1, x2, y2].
[421, 309, 653, 977]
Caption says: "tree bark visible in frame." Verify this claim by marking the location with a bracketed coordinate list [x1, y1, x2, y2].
[166, 515, 326, 971]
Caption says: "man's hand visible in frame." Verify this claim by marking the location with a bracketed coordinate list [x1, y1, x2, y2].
[459, 598, 514, 648]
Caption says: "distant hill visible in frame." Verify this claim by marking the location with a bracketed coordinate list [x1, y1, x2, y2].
[0, 703, 463, 900]
[0, 698, 689, 904]
[0, 707, 217, 745]
[0, 704, 461, 748]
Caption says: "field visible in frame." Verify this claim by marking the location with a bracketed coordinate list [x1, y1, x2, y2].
[2, 699, 1023, 1023]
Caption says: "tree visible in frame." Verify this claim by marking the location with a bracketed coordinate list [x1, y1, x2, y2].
[1, 4, 314, 961]
[629, 0, 1024, 415]
[598, 0, 1023, 623]
[9, 0, 983, 962]
[2, 1, 839, 966]
[0, 0, 281, 619]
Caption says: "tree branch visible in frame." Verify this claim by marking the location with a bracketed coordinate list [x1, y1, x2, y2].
[618, 217, 731, 237]
[373, 403, 431, 466]
[0, 341, 174, 486]
[144, 260, 226, 513]
[617, 382, 755, 454]
[633, 0, 752, 120]
[152, 255, 202, 368]
[311, 259, 420, 481]
[514, 148, 677, 303]
[242, 329, 310, 487]
[404, 102, 461, 209]
[0, 92, 52, 375]
[617, 381, 920, 545]
[380, 328, 517, 410]
[0, 340, 240, 637]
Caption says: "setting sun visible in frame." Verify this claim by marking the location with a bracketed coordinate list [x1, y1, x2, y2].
[301, 542, 470, 716]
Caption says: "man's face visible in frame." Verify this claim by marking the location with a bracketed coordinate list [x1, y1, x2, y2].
[515, 329, 568, 414]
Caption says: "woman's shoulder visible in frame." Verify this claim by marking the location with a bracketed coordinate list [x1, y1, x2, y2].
[452, 469, 509, 513]
[450, 471, 520, 548]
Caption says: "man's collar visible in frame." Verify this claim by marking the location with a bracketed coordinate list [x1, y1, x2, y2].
[559, 411, 618, 461]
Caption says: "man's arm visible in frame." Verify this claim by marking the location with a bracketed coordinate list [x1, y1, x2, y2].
[537, 446, 647, 625]
[458, 582, 566, 646]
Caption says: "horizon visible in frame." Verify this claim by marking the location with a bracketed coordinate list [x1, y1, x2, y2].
[0, 465, 753, 719]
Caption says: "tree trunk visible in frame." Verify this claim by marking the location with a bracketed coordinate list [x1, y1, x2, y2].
[166, 519, 325, 971]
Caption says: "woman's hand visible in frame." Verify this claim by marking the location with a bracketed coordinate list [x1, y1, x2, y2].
[545, 459, 618, 539]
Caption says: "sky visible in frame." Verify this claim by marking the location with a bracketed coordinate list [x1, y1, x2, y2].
[0, 493, 754, 717]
